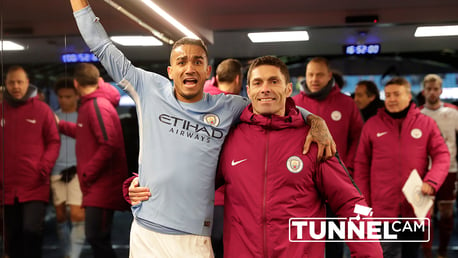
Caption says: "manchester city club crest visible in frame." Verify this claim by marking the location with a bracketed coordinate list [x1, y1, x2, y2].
[410, 128, 422, 139]
[286, 156, 303, 173]
[331, 110, 342, 121]
[203, 114, 220, 127]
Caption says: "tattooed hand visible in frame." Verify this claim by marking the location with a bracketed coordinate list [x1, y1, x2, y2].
[303, 114, 336, 160]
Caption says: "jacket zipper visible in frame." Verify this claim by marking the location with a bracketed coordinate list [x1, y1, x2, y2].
[263, 129, 270, 257]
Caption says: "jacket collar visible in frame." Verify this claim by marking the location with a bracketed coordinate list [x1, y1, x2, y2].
[4, 84, 38, 107]
[240, 98, 306, 130]
[302, 78, 335, 101]
[380, 101, 419, 121]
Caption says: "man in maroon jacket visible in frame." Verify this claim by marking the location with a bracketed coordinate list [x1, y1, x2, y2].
[292, 57, 364, 257]
[215, 56, 382, 257]
[1, 65, 61, 258]
[58, 63, 129, 258]
[354, 77, 450, 257]
[293, 57, 363, 172]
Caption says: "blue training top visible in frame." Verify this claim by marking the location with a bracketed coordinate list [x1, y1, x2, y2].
[52, 110, 77, 175]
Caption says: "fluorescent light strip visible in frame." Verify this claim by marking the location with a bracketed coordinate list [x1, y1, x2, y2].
[248, 31, 309, 43]
[141, 0, 199, 39]
[111, 36, 163, 46]
[104, 0, 173, 45]
[415, 25, 458, 37]
[1, 41, 25, 51]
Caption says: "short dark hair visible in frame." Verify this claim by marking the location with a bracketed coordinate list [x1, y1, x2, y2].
[384, 77, 411, 90]
[332, 70, 344, 89]
[247, 56, 290, 84]
[357, 80, 380, 99]
[73, 63, 100, 87]
[216, 59, 243, 83]
[54, 77, 76, 94]
[171, 37, 208, 62]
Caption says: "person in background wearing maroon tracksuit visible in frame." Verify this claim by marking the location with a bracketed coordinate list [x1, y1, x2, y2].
[354, 77, 450, 258]
[1, 65, 61, 258]
[58, 63, 129, 258]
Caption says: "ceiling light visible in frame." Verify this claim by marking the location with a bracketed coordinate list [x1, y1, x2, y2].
[1, 41, 25, 51]
[104, 0, 174, 45]
[141, 0, 199, 39]
[248, 31, 309, 43]
[414, 25, 458, 37]
[111, 36, 163, 46]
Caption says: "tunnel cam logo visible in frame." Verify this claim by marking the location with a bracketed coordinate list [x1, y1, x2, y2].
[203, 114, 220, 127]
[289, 204, 430, 242]
[287, 156, 303, 173]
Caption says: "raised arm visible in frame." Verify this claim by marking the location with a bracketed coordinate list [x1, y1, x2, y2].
[70, 0, 89, 11]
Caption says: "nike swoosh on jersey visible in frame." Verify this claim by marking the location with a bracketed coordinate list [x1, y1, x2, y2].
[26, 119, 37, 124]
[376, 132, 388, 137]
[231, 159, 247, 166]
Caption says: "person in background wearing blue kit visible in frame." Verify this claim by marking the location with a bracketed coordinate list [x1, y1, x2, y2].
[51, 77, 86, 258]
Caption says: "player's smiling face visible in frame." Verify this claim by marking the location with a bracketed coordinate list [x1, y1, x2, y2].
[247, 65, 292, 116]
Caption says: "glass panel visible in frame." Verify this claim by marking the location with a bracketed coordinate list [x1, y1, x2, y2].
[1, 0, 5, 256]
[0, 2, 133, 256]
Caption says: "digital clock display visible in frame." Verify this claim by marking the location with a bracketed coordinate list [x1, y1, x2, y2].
[61, 53, 99, 63]
[344, 44, 381, 55]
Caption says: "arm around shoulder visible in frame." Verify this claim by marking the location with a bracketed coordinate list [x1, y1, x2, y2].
[304, 113, 337, 160]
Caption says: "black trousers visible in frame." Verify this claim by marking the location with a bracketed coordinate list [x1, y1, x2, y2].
[380, 222, 425, 258]
[85, 206, 116, 258]
[211, 205, 224, 258]
[4, 200, 46, 258]
[325, 204, 344, 258]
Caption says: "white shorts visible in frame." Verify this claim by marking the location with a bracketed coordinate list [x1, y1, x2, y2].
[50, 174, 83, 206]
[129, 219, 214, 258]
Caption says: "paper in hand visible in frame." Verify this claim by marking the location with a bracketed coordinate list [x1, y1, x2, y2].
[402, 169, 434, 222]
